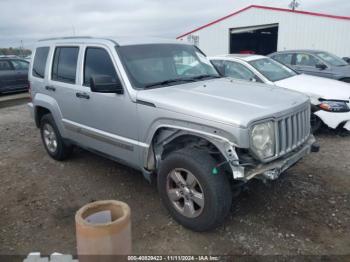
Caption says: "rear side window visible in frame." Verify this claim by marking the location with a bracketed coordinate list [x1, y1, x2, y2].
[272, 54, 293, 65]
[32, 47, 49, 78]
[0, 60, 12, 71]
[52, 47, 79, 84]
[83, 47, 120, 86]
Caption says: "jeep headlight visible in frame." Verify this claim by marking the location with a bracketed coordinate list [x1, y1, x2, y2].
[251, 121, 275, 159]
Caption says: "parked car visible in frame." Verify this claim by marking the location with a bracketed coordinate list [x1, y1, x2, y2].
[209, 55, 350, 132]
[28, 37, 318, 231]
[24, 55, 32, 62]
[268, 50, 350, 83]
[0, 58, 29, 94]
[0, 55, 20, 59]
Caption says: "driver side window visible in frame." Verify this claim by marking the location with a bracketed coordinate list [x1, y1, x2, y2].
[11, 60, 29, 70]
[224, 61, 261, 82]
[295, 53, 321, 67]
[84, 47, 121, 87]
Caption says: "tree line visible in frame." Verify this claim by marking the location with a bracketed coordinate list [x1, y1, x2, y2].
[0, 47, 32, 57]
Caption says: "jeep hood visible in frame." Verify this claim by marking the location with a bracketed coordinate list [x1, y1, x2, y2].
[275, 74, 350, 101]
[137, 78, 308, 127]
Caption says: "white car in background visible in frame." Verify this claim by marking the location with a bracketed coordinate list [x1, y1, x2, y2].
[210, 54, 350, 132]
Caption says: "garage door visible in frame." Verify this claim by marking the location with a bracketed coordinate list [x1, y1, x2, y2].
[230, 24, 279, 55]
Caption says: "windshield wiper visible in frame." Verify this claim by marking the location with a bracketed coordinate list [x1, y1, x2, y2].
[143, 75, 221, 89]
[190, 74, 221, 80]
[144, 78, 195, 89]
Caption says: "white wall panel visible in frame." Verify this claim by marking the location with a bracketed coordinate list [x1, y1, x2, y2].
[179, 8, 350, 57]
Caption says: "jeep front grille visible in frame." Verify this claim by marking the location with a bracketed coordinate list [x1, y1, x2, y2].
[275, 106, 311, 157]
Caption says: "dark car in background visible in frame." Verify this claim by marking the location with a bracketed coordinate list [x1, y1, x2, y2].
[269, 50, 350, 83]
[0, 58, 29, 94]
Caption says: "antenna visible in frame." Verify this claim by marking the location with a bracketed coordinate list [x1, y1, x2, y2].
[289, 0, 300, 11]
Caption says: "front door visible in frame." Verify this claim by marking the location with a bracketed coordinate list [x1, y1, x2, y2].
[10, 59, 29, 88]
[73, 46, 139, 167]
[293, 53, 334, 78]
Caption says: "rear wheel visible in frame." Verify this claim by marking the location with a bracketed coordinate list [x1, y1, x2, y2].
[40, 114, 72, 160]
[158, 148, 232, 231]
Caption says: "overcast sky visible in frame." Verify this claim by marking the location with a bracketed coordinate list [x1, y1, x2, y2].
[0, 0, 349, 48]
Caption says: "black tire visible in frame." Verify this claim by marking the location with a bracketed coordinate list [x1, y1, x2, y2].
[40, 113, 72, 160]
[311, 114, 322, 134]
[157, 148, 232, 231]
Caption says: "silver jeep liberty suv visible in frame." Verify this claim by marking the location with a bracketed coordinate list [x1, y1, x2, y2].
[28, 37, 318, 231]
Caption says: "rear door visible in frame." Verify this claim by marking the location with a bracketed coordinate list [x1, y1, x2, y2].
[47, 45, 83, 142]
[0, 60, 16, 92]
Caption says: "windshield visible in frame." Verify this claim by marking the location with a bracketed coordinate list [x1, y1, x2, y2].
[117, 44, 220, 89]
[249, 58, 297, 82]
[315, 52, 348, 67]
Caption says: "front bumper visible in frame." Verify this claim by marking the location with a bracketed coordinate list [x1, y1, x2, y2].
[244, 135, 317, 181]
[314, 110, 350, 131]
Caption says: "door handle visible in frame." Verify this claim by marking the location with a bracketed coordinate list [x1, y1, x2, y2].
[45, 86, 56, 91]
[76, 92, 90, 99]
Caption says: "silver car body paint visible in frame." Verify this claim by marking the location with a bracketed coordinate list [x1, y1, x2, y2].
[28, 37, 315, 181]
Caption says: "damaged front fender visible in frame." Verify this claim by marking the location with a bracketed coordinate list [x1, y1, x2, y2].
[144, 126, 247, 180]
[314, 110, 350, 130]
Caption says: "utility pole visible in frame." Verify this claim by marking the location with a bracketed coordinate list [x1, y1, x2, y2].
[289, 0, 300, 11]
[20, 40, 24, 57]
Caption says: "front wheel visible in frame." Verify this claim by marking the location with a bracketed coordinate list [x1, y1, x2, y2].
[158, 148, 232, 231]
[311, 114, 322, 133]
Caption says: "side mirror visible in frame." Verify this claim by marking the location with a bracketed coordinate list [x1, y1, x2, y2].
[343, 57, 350, 64]
[316, 63, 327, 70]
[90, 75, 123, 94]
[250, 77, 257, 82]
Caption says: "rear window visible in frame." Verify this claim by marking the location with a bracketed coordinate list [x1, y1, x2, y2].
[32, 47, 49, 78]
[52, 47, 79, 84]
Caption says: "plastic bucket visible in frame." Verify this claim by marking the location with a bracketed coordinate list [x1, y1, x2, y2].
[75, 200, 131, 259]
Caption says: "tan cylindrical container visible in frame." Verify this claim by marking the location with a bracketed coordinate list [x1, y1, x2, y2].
[75, 200, 131, 260]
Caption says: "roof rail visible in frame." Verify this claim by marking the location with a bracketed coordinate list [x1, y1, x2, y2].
[38, 36, 93, 42]
[37, 36, 118, 45]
